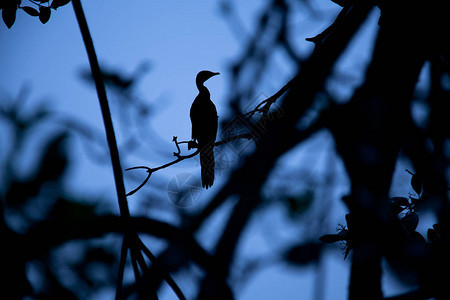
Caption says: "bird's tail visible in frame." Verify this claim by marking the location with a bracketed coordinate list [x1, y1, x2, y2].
[200, 144, 215, 189]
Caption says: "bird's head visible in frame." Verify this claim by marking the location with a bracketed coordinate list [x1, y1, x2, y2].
[196, 70, 220, 86]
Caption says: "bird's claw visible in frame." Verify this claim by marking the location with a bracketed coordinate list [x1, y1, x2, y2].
[188, 141, 198, 150]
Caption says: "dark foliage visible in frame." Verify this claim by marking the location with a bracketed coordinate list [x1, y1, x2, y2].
[1, 0, 449, 299]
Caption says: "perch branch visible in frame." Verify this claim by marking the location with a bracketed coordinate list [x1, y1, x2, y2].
[126, 133, 253, 196]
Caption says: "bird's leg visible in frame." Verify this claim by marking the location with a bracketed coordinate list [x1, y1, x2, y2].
[188, 140, 199, 150]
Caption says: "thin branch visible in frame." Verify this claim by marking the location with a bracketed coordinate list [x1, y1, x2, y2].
[214, 133, 253, 146]
[126, 133, 253, 196]
[115, 237, 128, 300]
[134, 238, 148, 272]
[137, 239, 187, 300]
[125, 149, 199, 196]
[243, 76, 295, 118]
[129, 239, 141, 281]
[126, 71, 293, 197]
[72, 0, 129, 218]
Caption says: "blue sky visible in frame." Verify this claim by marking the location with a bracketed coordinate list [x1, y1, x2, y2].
[0, 1, 422, 299]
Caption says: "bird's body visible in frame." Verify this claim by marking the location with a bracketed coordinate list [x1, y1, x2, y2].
[190, 71, 219, 189]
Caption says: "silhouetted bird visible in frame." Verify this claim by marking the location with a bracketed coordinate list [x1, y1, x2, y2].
[190, 70, 219, 189]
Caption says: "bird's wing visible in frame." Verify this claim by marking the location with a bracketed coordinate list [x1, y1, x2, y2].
[190, 99, 201, 141]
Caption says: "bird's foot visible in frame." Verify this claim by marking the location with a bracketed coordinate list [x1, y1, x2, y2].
[188, 141, 198, 150]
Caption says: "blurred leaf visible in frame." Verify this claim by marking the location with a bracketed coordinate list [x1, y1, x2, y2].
[51, 0, 71, 9]
[49, 197, 97, 225]
[36, 133, 68, 182]
[5, 180, 41, 206]
[285, 242, 322, 266]
[84, 247, 116, 264]
[286, 190, 314, 218]
[39, 6, 50, 24]
[401, 211, 419, 233]
[2, 4, 17, 28]
[22, 6, 39, 16]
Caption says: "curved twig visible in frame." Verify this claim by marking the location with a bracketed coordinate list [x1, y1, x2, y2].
[126, 133, 254, 196]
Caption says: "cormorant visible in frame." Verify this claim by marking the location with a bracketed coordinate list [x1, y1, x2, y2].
[190, 70, 219, 189]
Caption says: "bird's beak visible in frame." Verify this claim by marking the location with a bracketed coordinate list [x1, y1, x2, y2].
[212, 72, 220, 76]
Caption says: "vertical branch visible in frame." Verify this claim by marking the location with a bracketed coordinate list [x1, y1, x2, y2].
[72, 1, 131, 298]
[71, 3, 186, 300]
[71, 0, 130, 219]
[116, 237, 128, 300]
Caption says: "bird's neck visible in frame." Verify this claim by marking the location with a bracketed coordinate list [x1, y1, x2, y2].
[196, 81, 209, 95]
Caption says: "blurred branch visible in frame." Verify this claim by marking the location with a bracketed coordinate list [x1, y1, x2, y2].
[195, 5, 373, 298]
[26, 215, 213, 276]
[115, 3, 372, 297]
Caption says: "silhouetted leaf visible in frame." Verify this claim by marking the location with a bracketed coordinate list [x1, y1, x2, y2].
[320, 234, 341, 243]
[2, 4, 17, 28]
[22, 6, 39, 16]
[319, 230, 348, 243]
[285, 243, 322, 266]
[51, 0, 71, 9]
[411, 175, 423, 195]
[345, 213, 353, 229]
[410, 231, 426, 244]
[39, 6, 50, 24]
[427, 228, 439, 242]
[432, 223, 441, 232]
[391, 197, 409, 214]
[401, 211, 419, 233]
[391, 197, 409, 207]
[409, 196, 420, 205]
[330, 0, 347, 7]
[406, 169, 423, 195]
[344, 244, 352, 260]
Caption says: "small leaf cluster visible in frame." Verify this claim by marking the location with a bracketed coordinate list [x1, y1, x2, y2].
[320, 170, 445, 260]
[392, 169, 424, 235]
[1, 0, 71, 28]
[320, 215, 353, 259]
